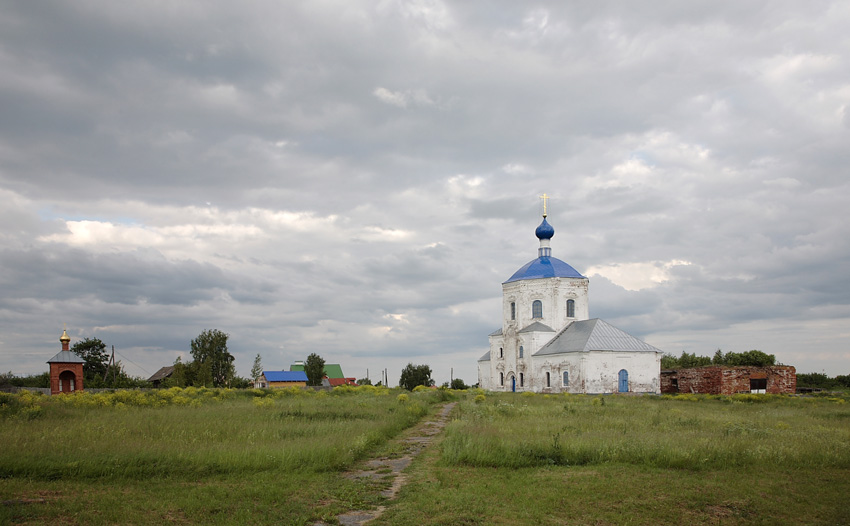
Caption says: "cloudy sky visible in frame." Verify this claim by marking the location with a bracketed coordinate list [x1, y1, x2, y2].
[1, 1, 848, 385]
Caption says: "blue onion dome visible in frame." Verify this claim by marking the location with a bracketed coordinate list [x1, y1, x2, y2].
[535, 217, 554, 240]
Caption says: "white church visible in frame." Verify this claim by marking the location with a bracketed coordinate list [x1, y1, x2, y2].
[478, 197, 663, 394]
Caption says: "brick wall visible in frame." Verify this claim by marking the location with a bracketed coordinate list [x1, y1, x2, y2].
[661, 366, 796, 395]
[49, 363, 84, 395]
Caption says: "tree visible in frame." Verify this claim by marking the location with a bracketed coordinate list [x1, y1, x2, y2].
[166, 356, 191, 387]
[399, 363, 433, 391]
[71, 337, 109, 382]
[721, 350, 776, 367]
[678, 351, 712, 368]
[190, 329, 235, 387]
[450, 378, 468, 390]
[304, 353, 325, 386]
[356, 377, 372, 386]
[250, 354, 263, 381]
[660, 353, 679, 369]
[712, 349, 724, 364]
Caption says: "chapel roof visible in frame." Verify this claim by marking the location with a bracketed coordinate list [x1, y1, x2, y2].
[478, 350, 491, 362]
[47, 351, 85, 364]
[533, 318, 662, 356]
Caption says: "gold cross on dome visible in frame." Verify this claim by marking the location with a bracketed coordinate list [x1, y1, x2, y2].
[539, 193, 549, 217]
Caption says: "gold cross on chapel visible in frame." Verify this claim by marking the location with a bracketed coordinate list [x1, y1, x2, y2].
[539, 193, 549, 217]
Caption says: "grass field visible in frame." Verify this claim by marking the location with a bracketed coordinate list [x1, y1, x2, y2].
[375, 391, 850, 525]
[2, 388, 848, 525]
[0, 386, 451, 525]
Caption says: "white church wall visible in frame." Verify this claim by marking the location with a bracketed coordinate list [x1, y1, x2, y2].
[530, 352, 661, 394]
[478, 361, 491, 390]
[503, 277, 589, 332]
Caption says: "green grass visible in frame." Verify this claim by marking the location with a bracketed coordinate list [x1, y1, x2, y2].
[3, 389, 848, 525]
[0, 386, 449, 525]
[371, 392, 850, 526]
[441, 393, 850, 470]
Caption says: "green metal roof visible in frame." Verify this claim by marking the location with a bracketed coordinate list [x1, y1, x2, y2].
[289, 363, 346, 378]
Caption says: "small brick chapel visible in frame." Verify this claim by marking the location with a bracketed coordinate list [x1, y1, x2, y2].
[47, 329, 86, 395]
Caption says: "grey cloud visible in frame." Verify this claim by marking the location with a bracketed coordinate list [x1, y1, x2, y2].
[1, 1, 848, 379]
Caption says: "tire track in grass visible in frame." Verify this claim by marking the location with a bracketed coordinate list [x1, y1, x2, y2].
[314, 402, 457, 526]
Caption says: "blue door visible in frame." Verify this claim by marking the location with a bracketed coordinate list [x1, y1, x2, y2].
[618, 369, 629, 393]
[511, 375, 516, 392]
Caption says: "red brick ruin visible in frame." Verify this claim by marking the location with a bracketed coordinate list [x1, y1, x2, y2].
[661, 366, 796, 395]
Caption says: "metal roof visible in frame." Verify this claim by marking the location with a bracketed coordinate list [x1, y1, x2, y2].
[263, 371, 308, 382]
[488, 328, 503, 337]
[504, 256, 586, 283]
[518, 321, 555, 333]
[533, 318, 662, 356]
[478, 350, 491, 362]
[148, 366, 175, 382]
[289, 363, 346, 378]
[46, 350, 86, 364]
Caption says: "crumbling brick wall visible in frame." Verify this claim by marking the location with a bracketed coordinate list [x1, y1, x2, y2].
[661, 366, 796, 395]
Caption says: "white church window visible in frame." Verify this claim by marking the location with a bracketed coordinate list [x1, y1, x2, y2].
[546, 372, 551, 387]
[499, 347, 503, 358]
[500, 372, 504, 386]
[520, 373, 524, 387]
[510, 302, 516, 320]
[532, 300, 542, 319]
[563, 371, 569, 386]
[519, 346, 524, 358]
[567, 299, 575, 318]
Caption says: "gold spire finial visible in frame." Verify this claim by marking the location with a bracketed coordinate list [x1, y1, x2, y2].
[539, 193, 549, 217]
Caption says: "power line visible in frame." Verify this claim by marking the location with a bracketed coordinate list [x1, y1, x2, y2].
[113, 349, 151, 377]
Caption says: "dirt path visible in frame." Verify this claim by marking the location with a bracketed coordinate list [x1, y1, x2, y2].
[314, 401, 457, 526]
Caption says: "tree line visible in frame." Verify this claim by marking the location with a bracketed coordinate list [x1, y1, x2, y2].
[2, 330, 474, 392]
[795, 373, 850, 390]
[661, 349, 777, 369]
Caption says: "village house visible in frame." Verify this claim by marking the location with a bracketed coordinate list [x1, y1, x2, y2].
[289, 361, 356, 387]
[147, 366, 175, 388]
[255, 370, 308, 388]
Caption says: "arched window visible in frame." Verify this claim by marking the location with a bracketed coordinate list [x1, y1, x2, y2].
[500, 372, 504, 386]
[519, 373, 524, 387]
[563, 371, 569, 386]
[499, 347, 503, 358]
[510, 302, 516, 320]
[519, 346, 524, 358]
[546, 372, 551, 387]
[532, 300, 542, 318]
[567, 299, 575, 318]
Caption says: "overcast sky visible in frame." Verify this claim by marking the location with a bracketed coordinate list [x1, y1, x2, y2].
[1, 1, 848, 385]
